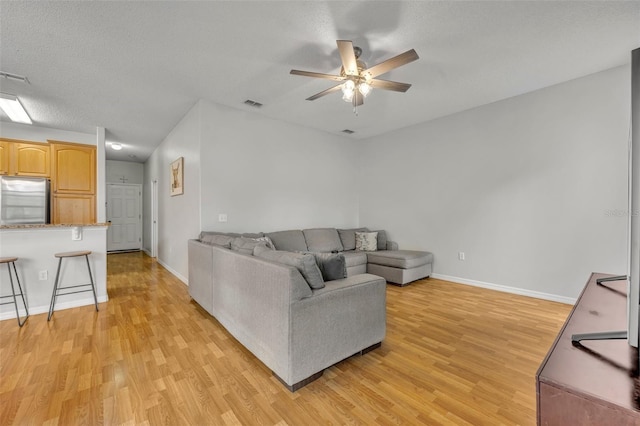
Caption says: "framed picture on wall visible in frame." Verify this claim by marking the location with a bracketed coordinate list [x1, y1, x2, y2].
[170, 157, 184, 196]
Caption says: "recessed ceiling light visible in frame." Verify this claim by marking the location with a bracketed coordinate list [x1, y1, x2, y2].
[0, 93, 32, 124]
[111, 143, 123, 151]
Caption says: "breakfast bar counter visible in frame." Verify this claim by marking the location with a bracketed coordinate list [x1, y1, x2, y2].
[0, 224, 109, 321]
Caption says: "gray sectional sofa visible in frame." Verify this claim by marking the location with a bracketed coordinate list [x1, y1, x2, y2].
[188, 227, 433, 391]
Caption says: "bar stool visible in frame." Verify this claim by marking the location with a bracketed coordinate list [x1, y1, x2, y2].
[0, 257, 29, 327]
[48, 251, 99, 321]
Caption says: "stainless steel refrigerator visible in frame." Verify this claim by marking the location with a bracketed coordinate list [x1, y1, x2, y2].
[0, 176, 50, 225]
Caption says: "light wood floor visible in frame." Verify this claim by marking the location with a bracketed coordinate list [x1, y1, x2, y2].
[0, 252, 571, 425]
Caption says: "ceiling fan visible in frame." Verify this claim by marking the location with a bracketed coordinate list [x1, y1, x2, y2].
[290, 40, 419, 109]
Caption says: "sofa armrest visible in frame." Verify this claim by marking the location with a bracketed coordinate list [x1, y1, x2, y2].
[188, 239, 214, 315]
[386, 241, 398, 251]
[288, 273, 386, 385]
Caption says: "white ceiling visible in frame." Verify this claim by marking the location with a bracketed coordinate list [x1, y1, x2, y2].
[1, 1, 638, 162]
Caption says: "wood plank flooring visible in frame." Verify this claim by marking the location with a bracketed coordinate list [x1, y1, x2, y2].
[0, 252, 571, 425]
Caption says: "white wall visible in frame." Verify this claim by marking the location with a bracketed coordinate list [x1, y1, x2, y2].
[143, 100, 360, 282]
[106, 160, 144, 184]
[143, 102, 201, 282]
[359, 65, 631, 300]
[198, 100, 359, 233]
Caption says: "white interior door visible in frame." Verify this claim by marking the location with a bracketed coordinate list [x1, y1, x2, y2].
[107, 184, 142, 252]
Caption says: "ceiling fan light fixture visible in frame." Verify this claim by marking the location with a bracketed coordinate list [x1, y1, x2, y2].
[341, 79, 355, 102]
[358, 82, 371, 97]
[0, 93, 32, 124]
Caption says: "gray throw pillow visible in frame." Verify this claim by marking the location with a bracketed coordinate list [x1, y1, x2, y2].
[253, 246, 325, 289]
[304, 252, 347, 281]
[355, 231, 378, 251]
[231, 237, 270, 255]
[337, 228, 368, 251]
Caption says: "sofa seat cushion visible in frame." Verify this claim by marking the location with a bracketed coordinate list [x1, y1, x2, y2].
[266, 230, 308, 252]
[303, 228, 344, 252]
[342, 251, 368, 268]
[366, 250, 433, 269]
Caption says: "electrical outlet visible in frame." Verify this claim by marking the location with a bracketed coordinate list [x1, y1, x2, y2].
[39, 270, 48, 280]
[218, 214, 227, 223]
[458, 252, 465, 261]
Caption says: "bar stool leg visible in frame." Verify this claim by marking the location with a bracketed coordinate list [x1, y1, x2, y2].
[10, 261, 29, 326]
[6, 261, 29, 327]
[85, 254, 99, 312]
[48, 257, 63, 321]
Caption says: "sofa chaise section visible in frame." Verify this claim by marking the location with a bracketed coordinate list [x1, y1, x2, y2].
[188, 239, 386, 391]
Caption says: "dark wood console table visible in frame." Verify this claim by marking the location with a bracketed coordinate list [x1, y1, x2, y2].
[536, 273, 640, 425]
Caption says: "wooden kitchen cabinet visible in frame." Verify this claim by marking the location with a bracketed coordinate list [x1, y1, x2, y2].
[0, 138, 50, 177]
[52, 194, 96, 225]
[50, 141, 96, 224]
[0, 141, 8, 175]
[51, 142, 96, 194]
[12, 142, 50, 177]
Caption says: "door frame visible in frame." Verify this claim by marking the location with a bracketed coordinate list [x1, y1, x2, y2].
[151, 179, 158, 258]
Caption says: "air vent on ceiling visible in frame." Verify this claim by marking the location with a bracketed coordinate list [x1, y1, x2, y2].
[341, 129, 355, 134]
[244, 99, 263, 108]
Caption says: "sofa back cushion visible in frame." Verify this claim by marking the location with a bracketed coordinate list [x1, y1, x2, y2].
[230, 237, 272, 255]
[303, 228, 344, 253]
[254, 245, 324, 289]
[200, 233, 236, 248]
[265, 230, 308, 252]
[337, 228, 368, 251]
[371, 230, 388, 251]
[241, 232, 264, 238]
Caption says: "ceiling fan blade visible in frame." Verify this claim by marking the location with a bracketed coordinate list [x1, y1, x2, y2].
[363, 49, 419, 79]
[337, 40, 358, 76]
[290, 70, 345, 82]
[370, 79, 412, 92]
[306, 84, 343, 101]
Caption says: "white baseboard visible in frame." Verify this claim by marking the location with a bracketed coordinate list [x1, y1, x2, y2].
[0, 295, 109, 321]
[142, 248, 153, 257]
[431, 273, 576, 305]
[156, 258, 188, 286]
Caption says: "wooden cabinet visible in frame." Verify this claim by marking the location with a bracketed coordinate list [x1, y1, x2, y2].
[0, 141, 8, 175]
[50, 141, 97, 224]
[0, 139, 50, 177]
[51, 142, 96, 194]
[12, 142, 50, 176]
[52, 194, 96, 225]
[537, 274, 640, 425]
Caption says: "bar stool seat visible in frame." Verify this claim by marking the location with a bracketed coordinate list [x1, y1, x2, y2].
[55, 251, 92, 258]
[0, 257, 29, 327]
[48, 250, 99, 321]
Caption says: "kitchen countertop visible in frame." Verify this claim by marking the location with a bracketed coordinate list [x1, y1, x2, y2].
[0, 223, 110, 229]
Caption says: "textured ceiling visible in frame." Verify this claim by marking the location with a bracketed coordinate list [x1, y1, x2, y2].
[0, 1, 638, 162]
